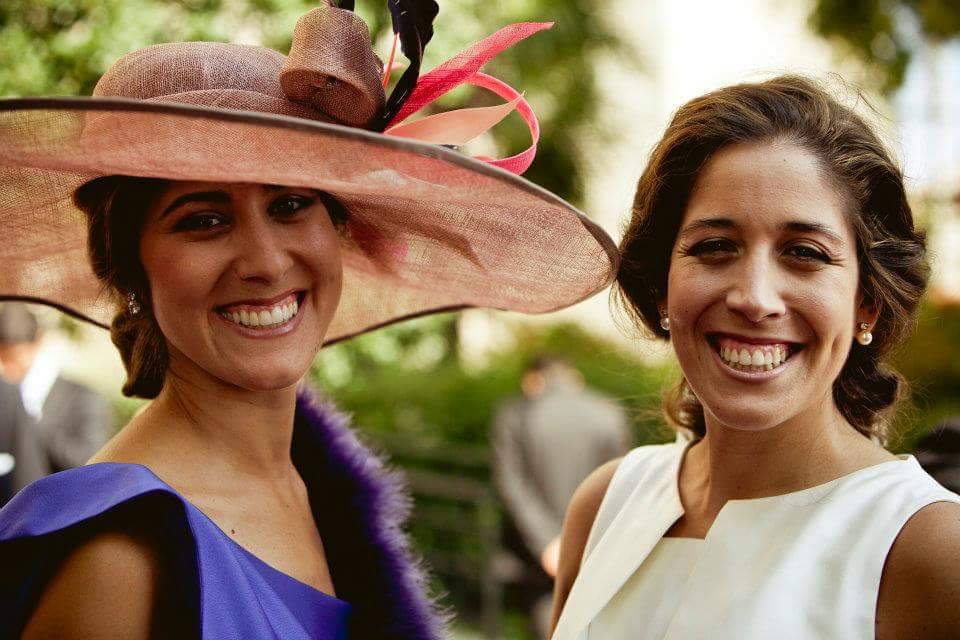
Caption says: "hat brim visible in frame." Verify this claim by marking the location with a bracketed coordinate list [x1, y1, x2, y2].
[0, 97, 617, 343]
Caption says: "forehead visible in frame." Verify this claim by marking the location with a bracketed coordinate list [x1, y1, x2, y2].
[682, 139, 854, 240]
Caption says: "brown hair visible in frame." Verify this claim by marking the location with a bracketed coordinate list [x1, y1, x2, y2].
[614, 75, 929, 445]
[74, 177, 349, 399]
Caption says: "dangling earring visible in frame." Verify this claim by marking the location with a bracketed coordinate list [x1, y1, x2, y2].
[856, 322, 872, 346]
[659, 315, 671, 331]
[127, 292, 141, 315]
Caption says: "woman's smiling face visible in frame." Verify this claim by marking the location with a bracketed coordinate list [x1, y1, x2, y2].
[139, 181, 343, 392]
[666, 139, 874, 432]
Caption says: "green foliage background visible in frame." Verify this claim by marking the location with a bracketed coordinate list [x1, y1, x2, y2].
[810, 0, 960, 92]
[311, 317, 671, 448]
[892, 303, 960, 450]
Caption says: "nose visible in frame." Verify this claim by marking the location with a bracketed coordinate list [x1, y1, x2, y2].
[231, 214, 294, 284]
[725, 252, 786, 323]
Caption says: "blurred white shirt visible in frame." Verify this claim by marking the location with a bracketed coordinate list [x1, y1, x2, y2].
[19, 345, 60, 421]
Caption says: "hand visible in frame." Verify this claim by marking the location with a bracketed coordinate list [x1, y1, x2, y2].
[540, 536, 561, 578]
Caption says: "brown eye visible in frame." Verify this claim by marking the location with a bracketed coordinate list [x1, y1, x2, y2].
[269, 195, 314, 218]
[688, 238, 737, 256]
[786, 244, 830, 263]
[174, 213, 227, 232]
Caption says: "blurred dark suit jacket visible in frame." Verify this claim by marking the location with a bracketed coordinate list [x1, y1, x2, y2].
[0, 377, 107, 506]
[492, 382, 630, 562]
[0, 380, 24, 506]
[915, 417, 960, 494]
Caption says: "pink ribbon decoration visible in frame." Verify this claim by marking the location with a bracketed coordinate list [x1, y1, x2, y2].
[383, 22, 552, 175]
[384, 93, 523, 145]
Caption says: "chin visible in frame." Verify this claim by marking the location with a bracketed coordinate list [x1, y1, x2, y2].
[223, 362, 309, 392]
[702, 401, 791, 433]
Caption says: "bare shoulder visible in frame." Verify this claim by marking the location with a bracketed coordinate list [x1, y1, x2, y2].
[22, 529, 162, 640]
[549, 457, 623, 634]
[877, 500, 960, 640]
[565, 457, 624, 545]
[20, 491, 196, 640]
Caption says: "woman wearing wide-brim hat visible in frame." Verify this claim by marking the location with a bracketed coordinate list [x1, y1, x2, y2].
[0, 2, 617, 637]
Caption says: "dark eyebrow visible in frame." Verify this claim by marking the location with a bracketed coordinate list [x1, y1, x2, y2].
[783, 221, 845, 245]
[160, 190, 231, 219]
[678, 217, 736, 239]
[679, 217, 845, 246]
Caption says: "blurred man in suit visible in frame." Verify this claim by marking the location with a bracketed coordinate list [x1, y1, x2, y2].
[0, 303, 108, 497]
[492, 356, 630, 638]
[0, 379, 27, 506]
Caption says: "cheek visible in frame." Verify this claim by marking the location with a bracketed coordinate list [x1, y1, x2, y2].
[140, 238, 223, 334]
[790, 272, 859, 342]
[666, 262, 720, 328]
[301, 224, 344, 296]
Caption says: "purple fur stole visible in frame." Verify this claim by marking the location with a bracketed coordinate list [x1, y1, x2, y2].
[292, 386, 448, 640]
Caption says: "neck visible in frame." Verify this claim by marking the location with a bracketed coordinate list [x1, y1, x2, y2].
[683, 394, 890, 515]
[135, 357, 301, 486]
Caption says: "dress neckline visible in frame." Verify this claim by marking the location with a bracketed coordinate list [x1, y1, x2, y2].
[668, 438, 916, 539]
[657, 536, 704, 544]
[85, 460, 348, 606]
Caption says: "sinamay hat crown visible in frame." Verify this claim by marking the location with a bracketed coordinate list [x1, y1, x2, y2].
[0, 1, 616, 342]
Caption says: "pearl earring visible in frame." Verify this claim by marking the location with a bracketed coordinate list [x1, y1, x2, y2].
[856, 322, 872, 346]
[127, 292, 141, 315]
[659, 315, 671, 331]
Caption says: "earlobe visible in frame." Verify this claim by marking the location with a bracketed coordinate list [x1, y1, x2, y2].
[855, 290, 878, 323]
[857, 308, 879, 329]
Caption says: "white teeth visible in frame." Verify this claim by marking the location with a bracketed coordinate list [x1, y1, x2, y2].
[717, 341, 793, 372]
[220, 295, 301, 329]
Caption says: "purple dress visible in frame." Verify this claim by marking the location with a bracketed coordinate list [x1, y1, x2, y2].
[0, 389, 447, 640]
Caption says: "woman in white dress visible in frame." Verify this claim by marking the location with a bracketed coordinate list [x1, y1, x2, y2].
[549, 75, 960, 640]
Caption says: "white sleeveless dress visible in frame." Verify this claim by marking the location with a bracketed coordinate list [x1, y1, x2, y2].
[551, 438, 960, 640]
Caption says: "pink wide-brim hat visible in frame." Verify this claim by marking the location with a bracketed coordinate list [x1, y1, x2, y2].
[0, 3, 616, 344]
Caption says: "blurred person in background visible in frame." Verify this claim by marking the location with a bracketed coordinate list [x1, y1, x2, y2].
[0, 379, 28, 507]
[550, 76, 960, 640]
[493, 356, 629, 639]
[914, 418, 960, 493]
[0, 303, 108, 495]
